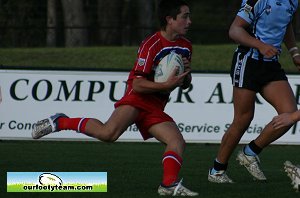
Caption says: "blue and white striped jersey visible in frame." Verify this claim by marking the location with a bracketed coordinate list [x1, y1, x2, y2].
[236, 0, 298, 61]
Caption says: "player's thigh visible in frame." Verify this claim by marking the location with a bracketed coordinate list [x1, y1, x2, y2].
[105, 105, 139, 134]
[232, 87, 256, 118]
[260, 80, 297, 114]
[148, 121, 184, 145]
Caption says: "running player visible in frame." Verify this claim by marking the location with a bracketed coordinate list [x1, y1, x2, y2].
[208, 0, 300, 183]
[32, 0, 198, 196]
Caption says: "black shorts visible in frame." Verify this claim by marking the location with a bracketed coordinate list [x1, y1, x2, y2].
[230, 51, 288, 92]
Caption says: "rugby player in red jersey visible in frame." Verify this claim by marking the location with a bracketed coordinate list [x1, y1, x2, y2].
[32, 0, 198, 196]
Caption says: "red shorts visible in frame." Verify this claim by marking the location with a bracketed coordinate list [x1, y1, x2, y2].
[114, 93, 174, 140]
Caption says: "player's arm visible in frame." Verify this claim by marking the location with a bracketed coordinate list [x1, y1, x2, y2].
[132, 69, 189, 94]
[180, 57, 192, 89]
[283, 23, 300, 70]
[271, 111, 300, 129]
[229, 16, 278, 58]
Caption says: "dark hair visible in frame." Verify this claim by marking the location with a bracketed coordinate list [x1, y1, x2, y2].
[158, 0, 189, 30]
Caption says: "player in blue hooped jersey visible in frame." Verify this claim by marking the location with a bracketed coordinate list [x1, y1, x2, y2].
[208, 0, 300, 183]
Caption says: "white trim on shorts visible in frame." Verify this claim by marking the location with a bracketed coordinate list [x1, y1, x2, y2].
[233, 52, 248, 87]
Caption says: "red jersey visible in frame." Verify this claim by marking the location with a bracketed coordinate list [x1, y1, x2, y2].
[115, 31, 192, 111]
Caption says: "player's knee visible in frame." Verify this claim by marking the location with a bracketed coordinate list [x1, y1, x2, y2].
[169, 136, 186, 150]
[95, 129, 119, 142]
[241, 112, 254, 121]
[180, 138, 186, 149]
[98, 135, 118, 143]
[233, 112, 254, 126]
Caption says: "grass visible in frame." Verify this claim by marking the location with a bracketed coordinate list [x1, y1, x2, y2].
[0, 44, 298, 73]
[0, 44, 299, 197]
[0, 47, 137, 70]
[1, 140, 299, 197]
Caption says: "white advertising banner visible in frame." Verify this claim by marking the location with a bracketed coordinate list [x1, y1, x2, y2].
[0, 69, 300, 144]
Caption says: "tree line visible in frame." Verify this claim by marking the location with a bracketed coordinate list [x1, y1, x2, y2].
[0, 0, 299, 47]
[0, 0, 158, 47]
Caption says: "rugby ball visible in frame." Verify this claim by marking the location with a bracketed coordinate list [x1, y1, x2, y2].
[154, 52, 184, 82]
[39, 173, 63, 186]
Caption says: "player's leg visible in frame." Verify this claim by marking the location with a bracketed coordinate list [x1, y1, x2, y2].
[32, 105, 139, 141]
[208, 87, 256, 183]
[235, 81, 297, 181]
[149, 122, 198, 196]
[150, 122, 185, 186]
[217, 87, 256, 163]
[81, 105, 139, 142]
[254, 80, 297, 147]
[150, 121, 185, 156]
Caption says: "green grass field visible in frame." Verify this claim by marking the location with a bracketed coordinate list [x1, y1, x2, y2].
[1, 140, 299, 197]
[0, 44, 298, 73]
[1, 44, 300, 197]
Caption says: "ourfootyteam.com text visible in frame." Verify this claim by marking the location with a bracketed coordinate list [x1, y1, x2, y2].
[23, 184, 93, 191]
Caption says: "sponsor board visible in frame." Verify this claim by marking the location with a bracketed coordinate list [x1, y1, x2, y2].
[0, 69, 300, 144]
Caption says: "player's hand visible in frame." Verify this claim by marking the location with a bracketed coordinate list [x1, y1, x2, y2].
[165, 67, 189, 92]
[271, 113, 296, 129]
[258, 43, 278, 59]
[292, 55, 300, 71]
[181, 57, 192, 89]
[182, 57, 191, 73]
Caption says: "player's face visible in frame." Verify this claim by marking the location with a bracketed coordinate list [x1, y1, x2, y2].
[173, 5, 191, 35]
